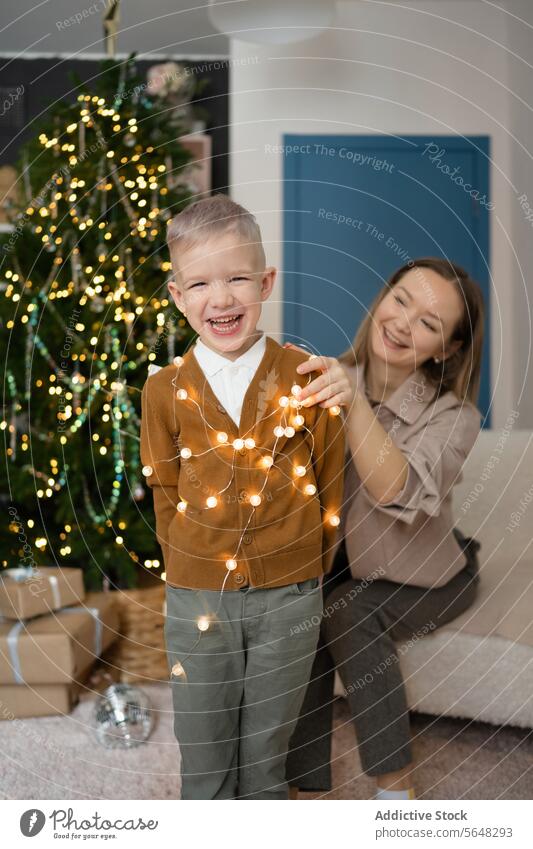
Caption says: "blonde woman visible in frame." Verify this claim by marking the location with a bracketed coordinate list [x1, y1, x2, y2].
[285, 258, 484, 800]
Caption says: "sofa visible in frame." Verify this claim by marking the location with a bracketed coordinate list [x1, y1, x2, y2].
[397, 428, 533, 728]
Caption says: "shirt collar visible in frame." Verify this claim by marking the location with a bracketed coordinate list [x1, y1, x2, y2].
[194, 333, 266, 377]
[354, 363, 437, 424]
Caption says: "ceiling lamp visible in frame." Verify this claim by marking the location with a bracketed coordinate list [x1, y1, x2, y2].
[208, 0, 336, 45]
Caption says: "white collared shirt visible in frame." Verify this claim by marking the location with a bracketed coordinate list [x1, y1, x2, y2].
[193, 333, 266, 427]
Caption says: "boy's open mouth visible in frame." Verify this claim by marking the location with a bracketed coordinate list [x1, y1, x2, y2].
[207, 313, 244, 336]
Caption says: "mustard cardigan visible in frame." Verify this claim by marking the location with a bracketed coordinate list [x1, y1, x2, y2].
[140, 335, 345, 590]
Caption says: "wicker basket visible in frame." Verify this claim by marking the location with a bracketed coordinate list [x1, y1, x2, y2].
[105, 584, 169, 684]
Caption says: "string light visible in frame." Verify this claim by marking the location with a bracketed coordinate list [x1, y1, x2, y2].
[206, 496, 218, 508]
[142, 465, 153, 476]
[173, 356, 184, 367]
[176, 388, 188, 400]
[294, 465, 306, 477]
[197, 616, 210, 632]
[330, 405, 341, 416]
[217, 431, 228, 443]
[329, 514, 340, 527]
[233, 438, 245, 450]
[180, 447, 192, 459]
[225, 558, 237, 571]
[250, 494, 261, 507]
[177, 501, 187, 513]
[304, 484, 317, 496]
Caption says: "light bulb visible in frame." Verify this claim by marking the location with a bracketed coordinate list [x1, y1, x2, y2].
[225, 558, 237, 571]
[197, 616, 210, 632]
[250, 494, 262, 507]
[290, 397, 301, 408]
[273, 426, 284, 438]
[206, 496, 218, 508]
[293, 415, 305, 426]
[173, 356, 184, 367]
[304, 484, 317, 496]
[180, 447, 192, 459]
[284, 426, 295, 438]
[278, 396, 289, 408]
[217, 431, 228, 443]
[330, 405, 341, 416]
[233, 438, 245, 450]
[295, 465, 306, 477]
[291, 384, 302, 397]
[261, 456, 274, 469]
[177, 501, 187, 513]
[329, 515, 340, 527]
[142, 465, 153, 476]
[176, 388, 188, 400]
[171, 661, 185, 677]
[245, 437, 255, 449]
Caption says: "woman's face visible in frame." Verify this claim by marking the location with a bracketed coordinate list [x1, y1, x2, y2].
[370, 267, 464, 370]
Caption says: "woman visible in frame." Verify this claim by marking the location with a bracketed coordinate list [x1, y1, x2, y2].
[285, 257, 484, 799]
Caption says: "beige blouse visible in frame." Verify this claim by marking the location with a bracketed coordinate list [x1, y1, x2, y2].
[335, 364, 482, 588]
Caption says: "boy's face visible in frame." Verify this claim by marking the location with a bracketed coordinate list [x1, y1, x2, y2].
[168, 231, 276, 360]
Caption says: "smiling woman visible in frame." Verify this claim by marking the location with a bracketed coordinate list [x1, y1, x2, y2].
[286, 257, 485, 800]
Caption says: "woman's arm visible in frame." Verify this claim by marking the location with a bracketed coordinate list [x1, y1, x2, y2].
[344, 391, 409, 505]
[287, 345, 408, 504]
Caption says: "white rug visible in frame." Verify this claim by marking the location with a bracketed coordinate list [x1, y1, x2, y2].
[0, 683, 181, 800]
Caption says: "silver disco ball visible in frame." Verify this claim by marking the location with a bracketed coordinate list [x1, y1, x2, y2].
[93, 684, 154, 749]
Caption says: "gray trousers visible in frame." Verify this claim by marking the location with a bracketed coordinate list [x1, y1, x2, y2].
[165, 578, 322, 799]
[286, 540, 479, 788]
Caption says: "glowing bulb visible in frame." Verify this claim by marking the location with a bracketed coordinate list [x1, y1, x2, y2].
[142, 465, 153, 476]
[330, 405, 341, 416]
[177, 501, 187, 513]
[293, 415, 305, 426]
[233, 438, 245, 450]
[284, 426, 295, 438]
[217, 431, 228, 443]
[173, 356, 184, 367]
[225, 559, 237, 571]
[261, 456, 274, 469]
[245, 438, 255, 449]
[295, 465, 306, 477]
[250, 494, 262, 507]
[308, 354, 318, 361]
[197, 616, 210, 632]
[278, 396, 289, 408]
[171, 661, 185, 677]
[329, 515, 340, 527]
[273, 426, 285, 438]
[176, 388, 188, 400]
[304, 484, 317, 496]
[206, 496, 218, 508]
[180, 447, 192, 459]
[291, 384, 302, 397]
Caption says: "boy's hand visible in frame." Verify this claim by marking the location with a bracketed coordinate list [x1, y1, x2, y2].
[283, 342, 356, 410]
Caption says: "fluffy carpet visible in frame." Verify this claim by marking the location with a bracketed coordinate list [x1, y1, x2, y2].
[0, 684, 531, 799]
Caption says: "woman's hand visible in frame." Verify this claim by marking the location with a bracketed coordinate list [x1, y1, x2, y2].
[282, 342, 356, 409]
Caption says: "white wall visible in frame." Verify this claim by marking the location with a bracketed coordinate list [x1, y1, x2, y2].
[230, 0, 533, 428]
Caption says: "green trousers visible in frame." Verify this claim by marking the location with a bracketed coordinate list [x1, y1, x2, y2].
[164, 578, 322, 799]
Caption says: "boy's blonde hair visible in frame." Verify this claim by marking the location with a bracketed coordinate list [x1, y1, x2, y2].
[167, 194, 266, 266]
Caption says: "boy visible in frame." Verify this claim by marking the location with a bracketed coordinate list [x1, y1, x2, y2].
[140, 194, 344, 799]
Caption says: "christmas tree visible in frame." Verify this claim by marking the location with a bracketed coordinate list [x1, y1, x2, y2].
[0, 55, 198, 589]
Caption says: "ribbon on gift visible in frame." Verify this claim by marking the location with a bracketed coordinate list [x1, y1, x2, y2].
[2, 568, 63, 609]
[6, 606, 103, 685]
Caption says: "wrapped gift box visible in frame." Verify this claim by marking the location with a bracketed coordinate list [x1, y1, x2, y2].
[0, 679, 85, 719]
[0, 592, 118, 685]
[0, 566, 85, 620]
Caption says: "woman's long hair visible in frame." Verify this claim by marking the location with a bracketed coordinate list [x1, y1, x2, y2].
[338, 258, 485, 404]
